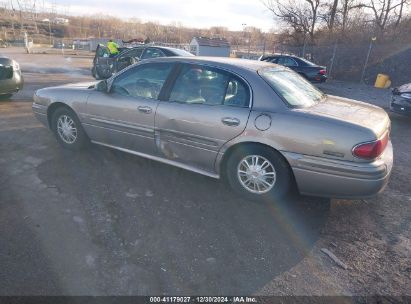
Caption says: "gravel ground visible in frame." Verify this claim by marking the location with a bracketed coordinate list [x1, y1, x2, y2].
[0, 48, 410, 298]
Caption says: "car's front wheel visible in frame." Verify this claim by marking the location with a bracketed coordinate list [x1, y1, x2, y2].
[226, 145, 292, 201]
[51, 107, 88, 150]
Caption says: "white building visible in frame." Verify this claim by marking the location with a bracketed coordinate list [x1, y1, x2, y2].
[189, 37, 230, 57]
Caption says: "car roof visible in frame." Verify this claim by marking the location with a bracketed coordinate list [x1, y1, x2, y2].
[141, 56, 281, 73]
[122, 45, 185, 52]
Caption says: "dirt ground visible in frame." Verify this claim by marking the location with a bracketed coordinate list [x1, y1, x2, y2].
[0, 47, 410, 298]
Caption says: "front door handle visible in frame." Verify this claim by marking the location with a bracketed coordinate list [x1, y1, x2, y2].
[222, 117, 240, 126]
[138, 106, 152, 114]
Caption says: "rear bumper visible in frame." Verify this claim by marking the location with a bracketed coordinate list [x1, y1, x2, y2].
[0, 70, 23, 95]
[310, 75, 327, 83]
[283, 141, 393, 199]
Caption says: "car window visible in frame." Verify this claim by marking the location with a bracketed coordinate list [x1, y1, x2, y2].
[169, 66, 228, 105]
[277, 57, 298, 67]
[169, 65, 248, 107]
[141, 48, 166, 60]
[298, 57, 317, 66]
[96, 45, 109, 58]
[224, 77, 250, 107]
[259, 67, 324, 108]
[120, 48, 143, 60]
[111, 63, 173, 99]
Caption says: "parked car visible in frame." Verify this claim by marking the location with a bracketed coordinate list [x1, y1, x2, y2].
[0, 56, 23, 100]
[33, 57, 392, 201]
[259, 54, 327, 83]
[390, 82, 411, 116]
[91, 45, 194, 79]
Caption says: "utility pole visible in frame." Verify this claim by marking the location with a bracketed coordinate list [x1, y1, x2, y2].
[361, 37, 376, 83]
[328, 41, 338, 79]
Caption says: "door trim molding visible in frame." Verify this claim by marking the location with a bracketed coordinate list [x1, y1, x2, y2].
[91, 140, 220, 179]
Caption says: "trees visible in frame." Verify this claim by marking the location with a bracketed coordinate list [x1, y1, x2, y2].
[263, 0, 322, 41]
[264, 0, 410, 43]
[363, 0, 409, 35]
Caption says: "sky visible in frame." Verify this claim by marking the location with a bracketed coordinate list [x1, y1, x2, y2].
[48, 0, 276, 32]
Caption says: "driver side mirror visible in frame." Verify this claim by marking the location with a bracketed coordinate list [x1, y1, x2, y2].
[96, 80, 108, 93]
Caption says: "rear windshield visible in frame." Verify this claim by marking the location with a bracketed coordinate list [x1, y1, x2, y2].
[258, 67, 325, 108]
[298, 57, 317, 66]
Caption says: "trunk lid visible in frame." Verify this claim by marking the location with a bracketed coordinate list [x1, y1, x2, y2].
[302, 95, 390, 138]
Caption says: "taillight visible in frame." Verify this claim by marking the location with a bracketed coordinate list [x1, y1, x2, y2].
[352, 133, 389, 160]
[319, 69, 326, 75]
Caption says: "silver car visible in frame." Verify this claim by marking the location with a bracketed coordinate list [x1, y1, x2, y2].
[32, 57, 393, 200]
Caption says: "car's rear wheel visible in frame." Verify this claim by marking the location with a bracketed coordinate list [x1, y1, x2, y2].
[226, 145, 292, 201]
[51, 107, 88, 150]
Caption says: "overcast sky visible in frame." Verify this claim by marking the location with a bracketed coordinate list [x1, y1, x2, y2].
[49, 0, 275, 32]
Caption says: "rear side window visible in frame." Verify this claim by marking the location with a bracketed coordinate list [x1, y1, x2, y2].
[168, 65, 249, 107]
[277, 57, 298, 67]
[111, 63, 173, 100]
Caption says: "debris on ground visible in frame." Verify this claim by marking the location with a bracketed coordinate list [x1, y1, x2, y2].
[321, 248, 349, 270]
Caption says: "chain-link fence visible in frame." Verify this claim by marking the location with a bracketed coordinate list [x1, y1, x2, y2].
[274, 42, 411, 86]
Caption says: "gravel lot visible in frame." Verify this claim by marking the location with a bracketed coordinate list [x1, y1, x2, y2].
[0, 48, 410, 297]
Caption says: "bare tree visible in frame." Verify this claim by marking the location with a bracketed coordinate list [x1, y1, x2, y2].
[363, 0, 409, 34]
[328, 0, 339, 31]
[263, 0, 322, 41]
[338, 0, 364, 32]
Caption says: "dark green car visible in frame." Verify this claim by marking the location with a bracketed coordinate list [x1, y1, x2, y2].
[0, 56, 23, 100]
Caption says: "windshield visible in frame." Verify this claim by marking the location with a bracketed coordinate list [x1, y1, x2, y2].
[259, 68, 325, 108]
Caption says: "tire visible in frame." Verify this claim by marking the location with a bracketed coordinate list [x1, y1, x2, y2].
[0, 93, 13, 100]
[226, 145, 292, 201]
[51, 107, 89, 151]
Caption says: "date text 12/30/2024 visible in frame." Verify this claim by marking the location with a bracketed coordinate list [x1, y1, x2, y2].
[149, 297, 257, 303]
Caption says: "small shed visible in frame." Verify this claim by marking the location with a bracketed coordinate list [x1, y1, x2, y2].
[189, 37, 230, 57]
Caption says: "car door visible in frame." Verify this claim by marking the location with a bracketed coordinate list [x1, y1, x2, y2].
[94, 45, 115, 78]
[155, 64, 251, 173]
[83, 62, 174, 154]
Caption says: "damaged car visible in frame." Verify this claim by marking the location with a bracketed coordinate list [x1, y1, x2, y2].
[391, 82, 411, 116]
[0, 56, 23, 100]
[33, 57, 393, 201]
[91, 44, 194, 79]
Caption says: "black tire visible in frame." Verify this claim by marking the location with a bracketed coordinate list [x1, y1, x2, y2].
[0, 94, 13, 100]
[226, 144, 292, 202]
[51, 107, 89, 151]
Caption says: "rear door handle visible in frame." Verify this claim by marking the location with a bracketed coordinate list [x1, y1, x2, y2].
[138, 106, 152, 114]
[222, 117, 240, 126]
